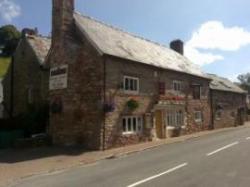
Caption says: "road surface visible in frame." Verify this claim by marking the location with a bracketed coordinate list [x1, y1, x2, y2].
[12, 126, 250, 187]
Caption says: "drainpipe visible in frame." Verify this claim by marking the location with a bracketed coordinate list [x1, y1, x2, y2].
[10, 56, 14, 119]
[102, 56, 107, 151]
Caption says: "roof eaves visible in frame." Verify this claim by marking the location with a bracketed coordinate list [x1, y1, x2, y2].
[210, 87, 247, 94]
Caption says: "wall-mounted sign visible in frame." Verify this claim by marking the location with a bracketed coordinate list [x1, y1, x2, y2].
[49, 65, 68, 90]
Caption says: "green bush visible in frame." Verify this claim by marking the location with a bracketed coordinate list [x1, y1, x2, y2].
[127, 99, 139, 111]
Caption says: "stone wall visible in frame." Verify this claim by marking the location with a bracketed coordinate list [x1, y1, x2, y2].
[3, 39, 49, 118]
[104, 56, 211, 148]
[48, 20, 105, 149]
[211, 90, 246, 129]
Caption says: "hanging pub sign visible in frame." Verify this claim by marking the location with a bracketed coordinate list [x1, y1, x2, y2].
[49, 65, 68, 90]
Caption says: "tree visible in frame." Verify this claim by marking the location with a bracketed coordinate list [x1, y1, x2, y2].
[0, 25, 21, 56]
[237, 73, 250, 93]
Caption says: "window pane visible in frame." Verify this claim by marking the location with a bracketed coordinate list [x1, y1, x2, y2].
[171, 112, 174, 126]
[130, 79, 133, 90]
[134, 80, 138, 91]
[122, 118, 126, 132]
[133, 79, 136, 91]
[125, 78, 129, 90]
[128, 118, 131, 131]
[193, 85, 200, 99]
[195, 111, 202, 122]
[180, 111, 183, 125]
[133, 117, 137, 131]
[167, 113, 170, 126]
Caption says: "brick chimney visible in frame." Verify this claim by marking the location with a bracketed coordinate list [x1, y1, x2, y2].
[170, 39, 184, 55]
[52, 0, 74, 46]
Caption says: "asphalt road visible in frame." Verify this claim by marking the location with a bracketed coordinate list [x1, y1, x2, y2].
[12, 126, 250, 187]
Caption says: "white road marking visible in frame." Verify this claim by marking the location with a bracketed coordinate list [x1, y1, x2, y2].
[206, 142, 239, 156]
[127, 163, 188, 187]
[246, 137, 250, 140]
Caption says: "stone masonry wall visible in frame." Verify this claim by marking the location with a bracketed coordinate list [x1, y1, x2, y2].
[212, 90, 246, 129]
[104, 56, 211, 148]
[48, 24, 104, 150]
[3, 38, 48, 118]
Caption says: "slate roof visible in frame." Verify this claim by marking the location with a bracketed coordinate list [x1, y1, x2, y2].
[26, 35, 51, 64]
[74, 12, 208, 79]
[207, 74, 246, 94]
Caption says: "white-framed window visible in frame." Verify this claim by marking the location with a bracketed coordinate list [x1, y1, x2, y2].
[122, 116, 143, 134]
[167, 110, 184, 127]
[194, 111, 203, 123]
[123, 76, 139, 93]
[173, 80, 182, 92]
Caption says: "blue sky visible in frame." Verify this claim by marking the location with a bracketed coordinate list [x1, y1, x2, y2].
[0, 0, 250, 81]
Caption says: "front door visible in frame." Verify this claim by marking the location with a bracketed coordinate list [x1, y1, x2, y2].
[155, 110, 166, 139]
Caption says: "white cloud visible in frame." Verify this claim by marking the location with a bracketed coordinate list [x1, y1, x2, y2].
[185, 45, 224, 66]
[0, 0, 21, 22]
[185, 21, 250, 66]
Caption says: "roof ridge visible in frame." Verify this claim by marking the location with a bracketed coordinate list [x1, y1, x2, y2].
[208, 73, 229, 80]
[74, 11, 171, 50]
[26, 34, 51, 40]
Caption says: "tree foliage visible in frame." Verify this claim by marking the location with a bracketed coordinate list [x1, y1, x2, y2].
[237, 73, 250, 93]
[0, 25, 21, 56]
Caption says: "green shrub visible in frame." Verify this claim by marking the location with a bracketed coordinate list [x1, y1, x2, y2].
[127, 99, 139, 111]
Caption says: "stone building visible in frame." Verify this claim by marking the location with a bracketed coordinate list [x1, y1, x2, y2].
[2, 32, 51, 118]
[48, 0, 212, 150]
[208, 74, 247, 129]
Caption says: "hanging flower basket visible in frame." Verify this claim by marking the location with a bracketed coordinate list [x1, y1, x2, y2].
[127, 99, 139, 111]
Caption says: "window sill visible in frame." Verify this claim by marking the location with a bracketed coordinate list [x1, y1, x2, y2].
[195, 120, 203, 123]
[123, 90, 139, 95]
[122, 132, 137, 136]
[167, 126, 183, 130]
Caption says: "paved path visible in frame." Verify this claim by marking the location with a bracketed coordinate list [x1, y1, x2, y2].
[11, 125, 250, 187]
